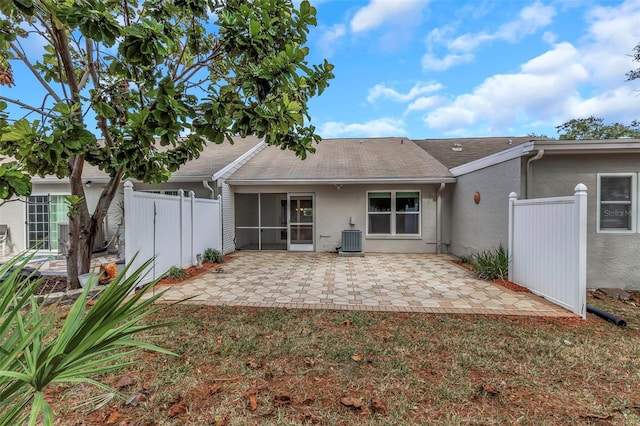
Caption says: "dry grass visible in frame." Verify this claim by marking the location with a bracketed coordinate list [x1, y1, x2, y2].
[45, 293, 640, 425]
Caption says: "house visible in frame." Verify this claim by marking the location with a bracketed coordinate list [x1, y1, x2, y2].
[3, 131, 638, 291]
[216, 137, 455, 254]
[0, 136, 263, 255]
[414, 137, 640, 291]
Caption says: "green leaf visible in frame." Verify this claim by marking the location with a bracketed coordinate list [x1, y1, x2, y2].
[249, 20, 261, 38]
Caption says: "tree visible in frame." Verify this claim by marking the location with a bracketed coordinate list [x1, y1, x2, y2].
[0, 0, 334, 288]
[627, 43, 640, 81]
[556, 116, 640, 140]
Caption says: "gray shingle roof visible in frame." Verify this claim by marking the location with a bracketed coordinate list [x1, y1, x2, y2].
[413, 137, 546, 169]
[227, 137, 453, 183]
[82, 136, 263, 180]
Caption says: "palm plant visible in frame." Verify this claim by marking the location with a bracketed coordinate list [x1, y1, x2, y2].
[0, 255, 180, 425]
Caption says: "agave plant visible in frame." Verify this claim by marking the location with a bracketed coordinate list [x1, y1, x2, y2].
[0, 255, 180, 426]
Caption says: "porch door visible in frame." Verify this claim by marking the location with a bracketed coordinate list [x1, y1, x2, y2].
[288, 194, 314, 251]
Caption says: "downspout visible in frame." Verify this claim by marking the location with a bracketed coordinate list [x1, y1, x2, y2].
[436, 183, 446, 254]
[202, 180, 215, 199]
[525, 149, 544, 199]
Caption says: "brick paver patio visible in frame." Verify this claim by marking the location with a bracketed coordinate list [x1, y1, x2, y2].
[142, 252, 573, 317]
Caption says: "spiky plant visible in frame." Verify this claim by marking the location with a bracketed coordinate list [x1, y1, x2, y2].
[0, 255, 181, 425]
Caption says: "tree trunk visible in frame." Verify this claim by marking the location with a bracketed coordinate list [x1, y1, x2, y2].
[66, 166, 124, 289]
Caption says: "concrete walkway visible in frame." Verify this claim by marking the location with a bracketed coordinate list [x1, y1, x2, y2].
[143, 252, 572, 317]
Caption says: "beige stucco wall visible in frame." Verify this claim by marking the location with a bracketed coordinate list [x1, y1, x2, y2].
[231, 183, 443, 253]
[449, 158, 523, 257]
[529, 154, 640, 290]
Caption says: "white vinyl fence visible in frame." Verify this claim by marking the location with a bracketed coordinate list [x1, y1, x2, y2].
[508, 184, 587, 318]
[123, 181, 222, 285]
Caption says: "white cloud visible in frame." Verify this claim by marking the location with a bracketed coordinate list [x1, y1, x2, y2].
[405, 96, 445, 113]
[317, 24, 346, 57]
[320, 118, 406, 138]
[423, 2, 556, 71]
[350, 0, 429, 33]
[421, 53, 474, 71]
[367, 81, 443, 103]
[580, 0, 640, 87]
[423, 42, 591, 134]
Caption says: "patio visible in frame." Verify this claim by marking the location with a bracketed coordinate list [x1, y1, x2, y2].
[142, 252, 573, 317]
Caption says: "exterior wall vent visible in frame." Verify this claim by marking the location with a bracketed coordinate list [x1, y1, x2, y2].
[341, 230, 362, 252]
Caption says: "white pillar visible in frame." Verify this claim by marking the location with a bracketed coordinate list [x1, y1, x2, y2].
[507, 191, 518, 282]
[574, 183, 588, 319]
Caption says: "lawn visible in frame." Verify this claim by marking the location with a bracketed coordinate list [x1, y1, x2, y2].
[46, 293, 639, 425]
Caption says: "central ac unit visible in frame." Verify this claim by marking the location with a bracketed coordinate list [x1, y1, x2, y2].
[341, 230, 362, 252]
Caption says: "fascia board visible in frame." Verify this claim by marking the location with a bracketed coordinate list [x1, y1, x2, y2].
[450, 141, 535, 177]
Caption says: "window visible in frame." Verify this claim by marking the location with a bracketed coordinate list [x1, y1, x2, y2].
[367, 191, 420, 236]
[597, 174, 636, 232]
[27, 194, 70, 250]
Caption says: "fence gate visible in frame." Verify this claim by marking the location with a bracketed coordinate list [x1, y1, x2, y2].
[508, 184, 587, 318]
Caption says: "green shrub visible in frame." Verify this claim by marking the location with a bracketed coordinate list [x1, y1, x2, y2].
[203, 248, 223, 264]
[166, 266, 187, 280]
[0, 254, 179, 426]
[471, 245, 509, 280]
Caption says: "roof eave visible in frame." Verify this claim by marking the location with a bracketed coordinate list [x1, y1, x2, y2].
[227, 177, 457, 185]
[449, 141, 536, 176]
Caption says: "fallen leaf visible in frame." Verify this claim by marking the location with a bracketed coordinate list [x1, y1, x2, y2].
[582, 413, 612, 420]
[273, 395, 292, 406]
[303, 410, 324, 424]
[340, 397, 364, 409]
[246, 360, 263, 369]
[371, 397, 388, 414]
[115, 375, 135, 390]
[105, 410, 120, 424]
[351, 353, 364, 362]
[168, 402, 188, 418]
[342, 320, 352, 326]
[247, 388, 258, 411]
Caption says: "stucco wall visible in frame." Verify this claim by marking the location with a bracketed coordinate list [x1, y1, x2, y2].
[529, 154, 640, 290]
[449, 158, 523, 257]
[230, 183, 443, 253]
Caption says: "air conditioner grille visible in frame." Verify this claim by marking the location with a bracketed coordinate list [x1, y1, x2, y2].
[341, 230, 362, 252]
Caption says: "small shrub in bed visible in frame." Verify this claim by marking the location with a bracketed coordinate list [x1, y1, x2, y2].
[166, 266, 187, 280]
[203, 248, 223, 264]
[471, 245, 509, 281]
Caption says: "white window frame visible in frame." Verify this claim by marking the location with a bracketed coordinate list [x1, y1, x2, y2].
[596, 173, 637, 233]
[366, 190, 421, 237]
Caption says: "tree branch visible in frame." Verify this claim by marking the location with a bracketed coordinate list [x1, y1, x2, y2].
[0, 95, 55, 119]
[86, 39, 116, 149]
[10, 42, 62, 103]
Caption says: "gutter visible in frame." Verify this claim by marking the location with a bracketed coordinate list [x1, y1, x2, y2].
[525, 149, 544, 198]
[436, 183, 446, 254]
[226, 177, 458, 185]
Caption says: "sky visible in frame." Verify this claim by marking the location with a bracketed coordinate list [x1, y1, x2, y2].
[2, 0, 640, 141]
[302, 0, 640, 139]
